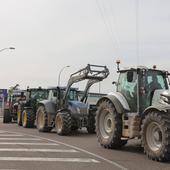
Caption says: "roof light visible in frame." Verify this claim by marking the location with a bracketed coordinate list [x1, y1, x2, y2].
[153, 65, 157, 69]
[116, 59, 121, 71]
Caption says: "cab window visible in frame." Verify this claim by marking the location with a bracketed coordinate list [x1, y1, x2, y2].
[117, 71, 137, 111]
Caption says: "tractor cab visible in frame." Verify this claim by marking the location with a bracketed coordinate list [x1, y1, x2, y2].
[116, 67, 169, 114]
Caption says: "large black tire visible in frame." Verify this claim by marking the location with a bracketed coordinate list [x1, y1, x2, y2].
[86, 112, 96, 134]
[55, 112, 71, 136]
[3, 109, 12, 123]
[36, 106, 52, 132]
[96, 100, 127, 149]
[141, 111, 170, 161]
[22, 109, 35, 128]
[17, 105, 22, 126]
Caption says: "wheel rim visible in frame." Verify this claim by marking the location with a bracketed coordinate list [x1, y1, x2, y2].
[99, 109, 114, 139]
[22, 111, 27, 127]
[37, 109, 45, 129]
[56, 115, 63, 133]
[17, 110, 21, 124]
[146, 122, 162, 152]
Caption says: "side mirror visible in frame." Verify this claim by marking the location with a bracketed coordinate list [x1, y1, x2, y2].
[127, 71, 133, 82]
[167, 72, 170, 85]
[112, 81, 118, 86]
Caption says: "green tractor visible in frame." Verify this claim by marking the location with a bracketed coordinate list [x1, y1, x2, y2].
[17, 87, 49, 128]
[96, 61, 170, 161]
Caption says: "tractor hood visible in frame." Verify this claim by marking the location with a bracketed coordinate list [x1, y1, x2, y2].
[68, 101, 88, 115]
[152, 89, 170, 106]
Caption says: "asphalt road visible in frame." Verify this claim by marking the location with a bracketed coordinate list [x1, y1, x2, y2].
[0, 119, 169, 170]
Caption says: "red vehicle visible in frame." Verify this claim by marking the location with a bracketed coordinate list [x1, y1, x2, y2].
[3, 90, 25, 123]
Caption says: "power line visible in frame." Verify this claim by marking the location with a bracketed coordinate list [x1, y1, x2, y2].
[95, 0, 119, 56]
[101, 0, 121, 55]
[136, 0, 139, 65]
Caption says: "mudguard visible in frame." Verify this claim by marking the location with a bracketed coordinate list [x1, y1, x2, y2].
[143, 103, 170, 115]
[97, 92, 130, 114]
[38, 100, 56, 115]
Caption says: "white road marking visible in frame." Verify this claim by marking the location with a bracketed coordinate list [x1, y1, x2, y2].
[2, 130, 128, 170]
[0, 157, 100, 163]
[0, 138, 41, 141]
[0, 142, 59, 145]
[0, 169, 18, 170]
[0, 148, 78, 153]
[0, 134, 24, 137]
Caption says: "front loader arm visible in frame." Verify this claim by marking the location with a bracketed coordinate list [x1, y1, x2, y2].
[63, 64, 109, 105]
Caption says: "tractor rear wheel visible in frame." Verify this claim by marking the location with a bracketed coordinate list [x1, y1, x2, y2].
[3, 109, 12, 123]
[96, 100, 127, 149]
[36, 106, 52, 132]
[87, 113, 95, 134]
[55, 112, 71, 136]
[141, 111, 170, 161]
[17, 105, 23, 126]
[22, 109, 35, 128]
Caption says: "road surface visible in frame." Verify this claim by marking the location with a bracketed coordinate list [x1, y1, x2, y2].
[0, 119, 169, 170]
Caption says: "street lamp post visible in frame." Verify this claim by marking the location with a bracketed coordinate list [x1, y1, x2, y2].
[0, 47, 15, 52]
[58, 65, 70, 86]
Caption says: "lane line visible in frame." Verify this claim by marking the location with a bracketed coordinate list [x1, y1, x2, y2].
[3, 130, 128, 170]
[0, 138, 41, 141]
[0, 142, 59, 145]
[0, 134, 24, 137]
[0, 169, 18, 170]
[0, 157, 99, 163]
[0, 148, 78, 153]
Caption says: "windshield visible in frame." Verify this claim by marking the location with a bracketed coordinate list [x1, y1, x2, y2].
[60, 89, 78, 101]
[30, 90, 49, 100]
[68, 90, 78, 101]
[146, 70, 168, 89]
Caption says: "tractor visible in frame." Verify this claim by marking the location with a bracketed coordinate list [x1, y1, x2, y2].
[36, 86, 79, 133]
[17, 87, 49, 128]
[3, 84, 25, 123]
[96, 61, 170, 161]
[36, 64, 109, 135]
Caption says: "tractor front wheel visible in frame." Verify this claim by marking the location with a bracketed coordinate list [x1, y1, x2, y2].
[55, 112, 71, 136]
[22, 109, 35, 128]
[86, 113, 95, 134]
[36, 106, 52, 132]
[3, 109, 12, 123]
[17, 106, 22, 126]
[96, 100, 127, 149]
[141, 111, 170, 161]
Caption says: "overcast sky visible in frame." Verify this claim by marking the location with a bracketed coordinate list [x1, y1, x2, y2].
[0, 0, 170, 93]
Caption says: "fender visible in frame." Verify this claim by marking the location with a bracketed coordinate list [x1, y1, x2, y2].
[143, 103, 170, 116]
[38, 100, 56, 115]
[97, 92, 130, 114]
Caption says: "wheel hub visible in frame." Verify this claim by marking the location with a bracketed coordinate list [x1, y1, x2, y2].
[23, 111, 27, 126]
[17, 111, 21, 123]
[38, 111, 44, 129]
[99, 109, 114, 139]
[146, 122, 162, 152]
[56, 115, 63, 132]
[104, 114, 113, 134]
